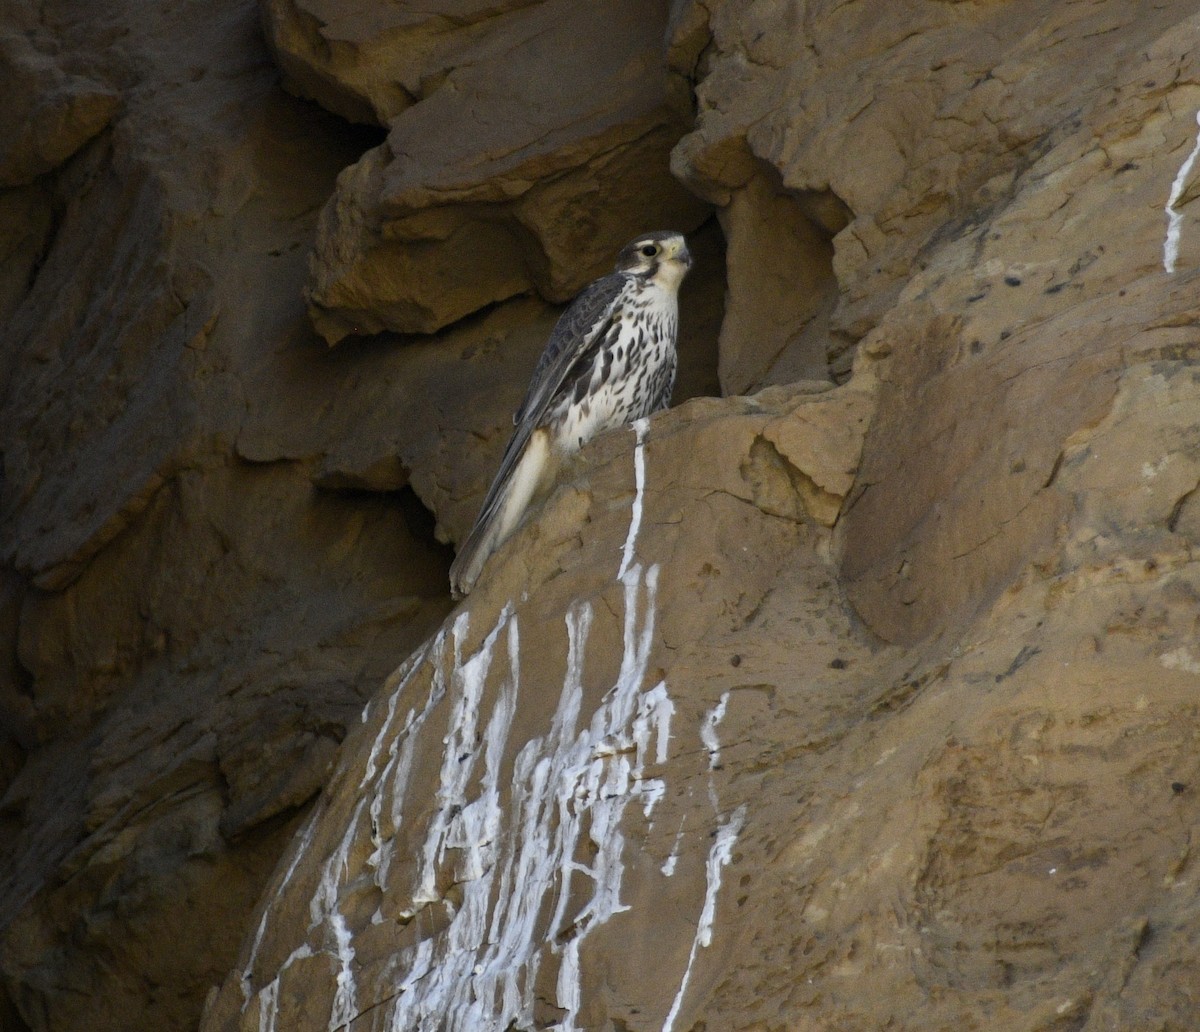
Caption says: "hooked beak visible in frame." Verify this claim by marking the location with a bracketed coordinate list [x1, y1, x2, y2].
[670, 239, 693, 269]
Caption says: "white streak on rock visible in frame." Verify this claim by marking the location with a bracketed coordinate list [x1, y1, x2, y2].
[634, 680, 673, 819]
[254, 944, 313, 1032]
[257, 978, 279, 1032]
[637, 778, 666, 818]
[661, 806, 747, 1032]
[642, 680, 675, 767]
[385, 565, 673, 1032]
[412, 606, 510, 906]
[617, 417, 650, 579]
[697, 808, 745, 947]
[242, 806, 321, 1002]
[246, 557, 690, 1032]
[446, 617, 520, 885]
[701, 692, 730, 771]
[373, 624, 464, 897]
[1164, 108, 1200, 274]
[362, 638, 431, 787]
[616, 563, 658, 708]
[661, 817, 687, 877]
[328, 911, 357, 1032]
[311, 799, 366, 1032]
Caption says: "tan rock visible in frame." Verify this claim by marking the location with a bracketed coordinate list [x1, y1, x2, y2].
[13, 0, 1200, 1030]
[0, 6, 456, 1030]
[202, 343, 1200, 1031]
[673, 0, 1199, 389]
[304, 0, 709, 342]
[761, 382, 873, 526]
[0, 31, 119, 187]
[260, 0, 538, 125]
[715, 167, 850, 393]
[201, 0, 1200, 1027]
[200, 390, 842, 1032]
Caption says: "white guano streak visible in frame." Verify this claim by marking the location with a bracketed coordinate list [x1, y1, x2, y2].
[1164, 108, 1200, 274]
[246, 618, 468, 1030]
[700, 692, 730, 771]
[617, 417, 650, 579]
[251, 415, 764, 1031]
[412, 606, 512, 906]
[385, 563, 671, 1032]
[242, 806, 321, 1001]
[660, 817, 686, 877]
[660, 805, 747, 1032]
[362, 640, 432, 787]
[257, 978, 279, 1032]
[312, 798, 367, 1032]
[255, 944, 313, 1032]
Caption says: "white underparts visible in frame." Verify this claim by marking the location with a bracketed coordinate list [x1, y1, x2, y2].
[495, 428, 552, 545]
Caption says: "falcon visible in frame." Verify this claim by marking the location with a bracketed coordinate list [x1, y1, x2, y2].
[449, 230, 692, 597]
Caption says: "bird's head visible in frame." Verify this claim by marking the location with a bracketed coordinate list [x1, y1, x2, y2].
[615, 231, 692, 292]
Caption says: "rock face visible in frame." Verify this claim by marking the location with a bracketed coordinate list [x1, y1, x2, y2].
[273, 0, 711, 343]
[6, 0, 1200, 1030]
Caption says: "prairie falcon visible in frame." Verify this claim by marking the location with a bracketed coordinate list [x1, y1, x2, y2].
[450, 230, 692, 597]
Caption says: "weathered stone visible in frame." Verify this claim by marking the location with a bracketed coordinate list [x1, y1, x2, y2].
[673, 0, 1198, 389]
[261, 0, 538, 125]
[0, 2, 455, 1028]
[9, 0, 1200, 1029]
[303, 0, 710, 342]
[761, 381, 873, 526]
[0, 31, 119, 187]
[199, 389, 843, 1032]
[716, 165, 850, 392]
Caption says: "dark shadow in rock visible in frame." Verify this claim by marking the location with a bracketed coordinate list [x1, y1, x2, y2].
[676, 215, 725, 404]
[717, 160, 854, 394]
[312, 482, 455, 589]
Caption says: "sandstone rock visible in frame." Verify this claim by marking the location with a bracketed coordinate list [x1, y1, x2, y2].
[201, 344, 1200, 1032]
[200, 388, 856, 1032]
[302, 0, 710, 342]
[200, 0, 1200, 1027]
[0, 2, 456, 1029]
[715, 166, 851, 393]
[761, 380, 873, 526]
[10, 0, 1200, 1029]
[673, 0, 1200, 392]
[0, 30, 119, 187]
[261, 0, 538, 126]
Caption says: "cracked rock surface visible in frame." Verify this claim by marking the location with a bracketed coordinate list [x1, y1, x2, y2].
[6, 0, 1200, 1030]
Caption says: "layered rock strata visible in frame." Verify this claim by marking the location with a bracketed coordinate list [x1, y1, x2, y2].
[6, 0, 1200, 1030]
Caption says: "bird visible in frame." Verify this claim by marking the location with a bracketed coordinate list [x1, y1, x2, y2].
[449, 230, 692, 597]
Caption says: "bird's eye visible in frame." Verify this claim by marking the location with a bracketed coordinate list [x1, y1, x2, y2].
[640, 244, 658, 258]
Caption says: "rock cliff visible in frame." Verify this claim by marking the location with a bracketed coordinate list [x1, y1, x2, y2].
[4, 0, 1200, 1030]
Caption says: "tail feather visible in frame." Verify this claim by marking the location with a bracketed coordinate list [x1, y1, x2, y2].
[449, 429, 553, 598]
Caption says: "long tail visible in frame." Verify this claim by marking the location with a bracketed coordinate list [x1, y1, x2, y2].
[449, 428, 553, 598]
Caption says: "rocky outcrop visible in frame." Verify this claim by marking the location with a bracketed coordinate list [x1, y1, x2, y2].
[7, 0, 1200, 1030]
[0, 19, 119, 189]
[0, 1, 717, 1028]
[200, 384, 865, 1032]
[272, 0, 711, 343]
[0, 3, 451, 1030]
